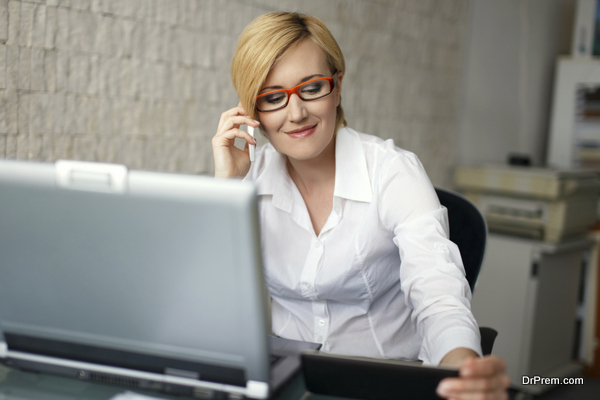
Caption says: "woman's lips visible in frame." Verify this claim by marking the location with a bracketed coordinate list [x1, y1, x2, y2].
[286, 124, 317, 138]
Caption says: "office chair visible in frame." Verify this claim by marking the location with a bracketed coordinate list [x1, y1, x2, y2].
[435, 187, 498, 356]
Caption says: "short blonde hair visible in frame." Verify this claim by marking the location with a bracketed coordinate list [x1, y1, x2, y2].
[231, 12, 346, 132]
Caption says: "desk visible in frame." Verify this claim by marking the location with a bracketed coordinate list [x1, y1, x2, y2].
[0, 365, 347, 400]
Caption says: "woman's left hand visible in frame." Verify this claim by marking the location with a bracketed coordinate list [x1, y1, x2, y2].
[436, 355, 511, 399]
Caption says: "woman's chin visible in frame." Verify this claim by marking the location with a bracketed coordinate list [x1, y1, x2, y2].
[270, 130, 336, 164]
[280, 143, 330, 163]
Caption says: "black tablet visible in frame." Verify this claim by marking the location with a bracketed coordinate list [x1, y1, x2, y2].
[301, 350, 459, 400]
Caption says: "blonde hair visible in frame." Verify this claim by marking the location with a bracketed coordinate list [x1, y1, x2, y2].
[231, 12, 346, 132]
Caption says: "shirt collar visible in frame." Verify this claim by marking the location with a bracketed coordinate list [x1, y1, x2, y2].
[253, 127, 372, 209]
[334, 127, 372, 203]
[254, 149, 294, 212]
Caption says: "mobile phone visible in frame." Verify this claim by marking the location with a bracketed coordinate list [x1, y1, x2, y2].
[248, 125, 255, 162]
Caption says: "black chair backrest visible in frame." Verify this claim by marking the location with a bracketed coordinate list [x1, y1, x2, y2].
[435, 188, 487, 293]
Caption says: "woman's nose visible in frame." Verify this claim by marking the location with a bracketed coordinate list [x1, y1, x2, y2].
[286, 93, 308, 122]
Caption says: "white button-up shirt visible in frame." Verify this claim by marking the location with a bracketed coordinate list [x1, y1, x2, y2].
[244, 127, 481, 364]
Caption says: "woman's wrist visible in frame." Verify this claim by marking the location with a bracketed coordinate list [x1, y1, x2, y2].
[439, 347, 479, 368]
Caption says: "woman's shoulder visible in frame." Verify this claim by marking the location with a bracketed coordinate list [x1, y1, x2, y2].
[341, 127, 423, 173]
[341, 128, 439, 224]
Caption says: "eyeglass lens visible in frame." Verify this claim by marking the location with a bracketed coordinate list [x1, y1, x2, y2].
[256, 78, 332, 112]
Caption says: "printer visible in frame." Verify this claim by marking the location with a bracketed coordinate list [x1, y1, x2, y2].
[454, 165, 600, 243]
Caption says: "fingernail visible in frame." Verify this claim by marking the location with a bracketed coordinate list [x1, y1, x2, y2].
[437, 382, 451, 396]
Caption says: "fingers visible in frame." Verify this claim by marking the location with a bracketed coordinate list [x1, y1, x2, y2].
[212, 127, 256, 148]
[460, 356, 506, 378]
[436, 356, 510, 400]
[437, 389, 509, 400]
[214, 104, 260, 147]
[212, 104, 261, 178]
[216, 106, 260, 146]
[437, 374, 510, 396]
[217, 105, 257, 130]
[219, 115, 260, 134]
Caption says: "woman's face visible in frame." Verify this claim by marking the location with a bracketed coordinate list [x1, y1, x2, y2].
[257, 39, 342, 163]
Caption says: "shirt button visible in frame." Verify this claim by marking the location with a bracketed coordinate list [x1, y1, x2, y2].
[318, 319, 325, 326]
[314, 241, 321, 249]
[434, 242, 449, 252]
[317, 336, 323, 342]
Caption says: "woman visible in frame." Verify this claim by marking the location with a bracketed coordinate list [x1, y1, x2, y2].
[212, 12, 509, 399]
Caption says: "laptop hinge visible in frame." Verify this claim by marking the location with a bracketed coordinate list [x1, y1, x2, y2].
[0, 342, 7, 358]
[246, 380, 269, 399]
[165, 367, 200, 380]
[55, 160, 128, 194]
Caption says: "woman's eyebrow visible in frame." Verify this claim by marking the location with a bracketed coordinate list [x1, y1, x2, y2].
[260, 74, 326, 93]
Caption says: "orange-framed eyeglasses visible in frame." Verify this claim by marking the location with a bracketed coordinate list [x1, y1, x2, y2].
[256, 74, 338, 112]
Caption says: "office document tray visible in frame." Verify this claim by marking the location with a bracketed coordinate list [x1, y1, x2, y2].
[454, 165, 600, 242]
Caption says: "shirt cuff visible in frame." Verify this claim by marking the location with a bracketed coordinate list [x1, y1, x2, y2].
[425, 326, 483, 366]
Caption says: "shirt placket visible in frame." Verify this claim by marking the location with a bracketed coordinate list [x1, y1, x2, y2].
[300, 236, 329, 344]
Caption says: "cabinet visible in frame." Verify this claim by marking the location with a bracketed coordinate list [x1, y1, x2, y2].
[470, 234, 591, 394]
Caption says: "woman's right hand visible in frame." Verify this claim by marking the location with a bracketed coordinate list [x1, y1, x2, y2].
[212, 103, 260, 178]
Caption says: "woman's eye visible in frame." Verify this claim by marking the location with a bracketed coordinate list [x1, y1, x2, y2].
[301, 82, 324, 95]
[264, 93, 286, 104]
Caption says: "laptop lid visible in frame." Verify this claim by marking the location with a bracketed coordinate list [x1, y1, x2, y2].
[0, 159, 271, 398]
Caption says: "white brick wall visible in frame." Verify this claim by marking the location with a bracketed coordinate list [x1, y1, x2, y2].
[0, 0, 469, 187]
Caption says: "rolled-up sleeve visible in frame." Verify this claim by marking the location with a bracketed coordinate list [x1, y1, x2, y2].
[378, 152, 482, 365]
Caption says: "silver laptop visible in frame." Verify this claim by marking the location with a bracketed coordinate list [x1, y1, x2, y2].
[0, 159, 317, 399]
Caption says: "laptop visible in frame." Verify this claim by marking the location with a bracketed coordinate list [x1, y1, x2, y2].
[0, 159, 318, 399]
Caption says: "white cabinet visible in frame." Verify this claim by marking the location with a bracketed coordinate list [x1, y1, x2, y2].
[471, 234, 590, 394]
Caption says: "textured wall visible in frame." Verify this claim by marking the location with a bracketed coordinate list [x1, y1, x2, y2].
[0, 0, 469, 187]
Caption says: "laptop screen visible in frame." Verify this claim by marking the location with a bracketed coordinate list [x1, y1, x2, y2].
[0, 160, 270, 386]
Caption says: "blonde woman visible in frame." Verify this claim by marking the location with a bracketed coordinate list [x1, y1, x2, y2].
[212, 12, 510, 400]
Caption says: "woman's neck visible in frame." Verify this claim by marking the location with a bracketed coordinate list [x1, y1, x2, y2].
[286, 137, 336, 195]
